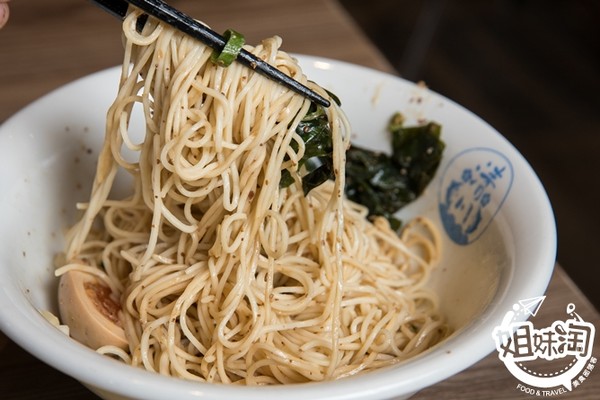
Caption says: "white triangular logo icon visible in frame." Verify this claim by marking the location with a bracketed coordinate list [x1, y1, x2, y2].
[518, 296, 546, 317]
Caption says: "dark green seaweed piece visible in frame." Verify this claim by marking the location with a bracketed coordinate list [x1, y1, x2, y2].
[280, 103, 444, 231]
[280, 99, 336, 195]
[345, 113, 445, 229]
[345, 147, 409, 230]
[390, 117, 444, 195]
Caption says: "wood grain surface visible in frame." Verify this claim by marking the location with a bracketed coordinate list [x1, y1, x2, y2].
[0, 1, 598, 399]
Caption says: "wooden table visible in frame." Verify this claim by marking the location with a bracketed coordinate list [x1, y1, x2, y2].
[0, 1, 598, 398]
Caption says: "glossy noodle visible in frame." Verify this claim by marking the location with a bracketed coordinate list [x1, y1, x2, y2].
[56, 9, 448, 384]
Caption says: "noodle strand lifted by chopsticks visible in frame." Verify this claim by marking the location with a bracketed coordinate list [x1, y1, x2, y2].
[57, 9, 448, 384]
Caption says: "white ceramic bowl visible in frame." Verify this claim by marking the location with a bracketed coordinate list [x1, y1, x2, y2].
[0, 55, 556, 400]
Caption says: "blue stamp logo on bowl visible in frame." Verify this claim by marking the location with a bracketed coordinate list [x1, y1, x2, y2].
[438, 147, 514, 245]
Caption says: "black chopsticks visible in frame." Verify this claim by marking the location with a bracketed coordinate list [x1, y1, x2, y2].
[90, 0, 331, 108]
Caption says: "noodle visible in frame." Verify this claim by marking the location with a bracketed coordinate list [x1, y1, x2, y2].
[57, 9, 448, 384]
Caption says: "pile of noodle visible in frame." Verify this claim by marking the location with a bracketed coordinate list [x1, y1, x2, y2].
[56, 9, 448, 385]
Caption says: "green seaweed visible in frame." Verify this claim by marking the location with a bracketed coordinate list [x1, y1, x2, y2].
[345, 113, 445, 230]
[281, 104, 445, 231]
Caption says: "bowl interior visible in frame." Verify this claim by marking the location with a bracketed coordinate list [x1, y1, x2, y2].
[0, 55, 556, 400]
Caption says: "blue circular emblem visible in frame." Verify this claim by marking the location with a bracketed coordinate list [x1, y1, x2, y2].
[438, 147, 514, 245]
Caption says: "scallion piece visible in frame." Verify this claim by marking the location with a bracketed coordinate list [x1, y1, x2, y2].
[211, 29, 245, 67]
